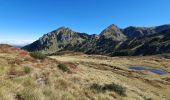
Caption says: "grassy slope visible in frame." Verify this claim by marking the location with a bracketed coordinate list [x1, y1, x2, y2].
[0, 45, 170, 100]
[50, 54, 170, 100]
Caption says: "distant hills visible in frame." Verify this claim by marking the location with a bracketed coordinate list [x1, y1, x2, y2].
[23, 24, 170, 56]
[0, 40, 32, 48]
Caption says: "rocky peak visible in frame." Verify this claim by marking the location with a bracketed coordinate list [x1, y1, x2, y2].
[99, 24, 126, 41]
[39, 26, 76, 42]
[51, 26, 75, 35]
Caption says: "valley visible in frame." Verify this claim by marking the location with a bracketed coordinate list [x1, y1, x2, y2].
[1, 1, 170, 100]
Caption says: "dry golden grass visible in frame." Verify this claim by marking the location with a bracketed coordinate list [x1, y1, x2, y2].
[50, 54, 170, 100]
[0, 45, 170, 100]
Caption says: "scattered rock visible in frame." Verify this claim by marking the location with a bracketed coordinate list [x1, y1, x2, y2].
[36, 77, 48, 86]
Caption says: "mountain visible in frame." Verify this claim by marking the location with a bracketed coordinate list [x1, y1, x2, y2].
[64, 24, 126, 55]
[23, 27, 93, 54]
[23, 24, 170, 56]
[123, 24, 170, 38]
[99, 24, 126, 41]
[112, 30, 170, 56]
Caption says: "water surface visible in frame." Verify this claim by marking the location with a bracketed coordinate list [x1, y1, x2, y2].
[128, 66, 168, 75]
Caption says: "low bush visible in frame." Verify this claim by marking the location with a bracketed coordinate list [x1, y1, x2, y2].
[90, 83, 126, 96]
[29, 52, 46, 60]
[24, 66, 31, 74]
[15, 93, 25, 100]
[103, 83, 126, 96]
[90, 83, 103, 93]
[57, 64, 70, 72]
[144, 97, 152, 100]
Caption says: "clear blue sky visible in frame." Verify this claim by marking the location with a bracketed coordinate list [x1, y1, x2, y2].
[0, 0, 170, 45]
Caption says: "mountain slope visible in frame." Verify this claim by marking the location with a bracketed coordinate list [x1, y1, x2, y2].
[113, 30, 170, 56]
[123, 24, 170, 38]
[23, 27, 92, 54]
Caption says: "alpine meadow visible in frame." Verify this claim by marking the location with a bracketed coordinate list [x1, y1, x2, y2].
[0, 0, 170, 100]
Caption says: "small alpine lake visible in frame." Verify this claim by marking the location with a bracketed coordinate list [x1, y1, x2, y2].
[128, 65, 168, 75]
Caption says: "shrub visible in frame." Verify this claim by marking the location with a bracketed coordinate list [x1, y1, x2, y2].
[57, 64, 70, 72]
[103, 83, 126, 96]
[29, 52, 46, 60]
[15, 93, 25, 100]
[90, 83, 126, 96]
[90, 83, 103, 93]
[144, 97, 152, 100]
[24, 66, 31, 74]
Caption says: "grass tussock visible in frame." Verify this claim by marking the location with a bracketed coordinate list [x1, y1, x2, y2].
[90, 83, 126, 96]
[29, 52, 46, 60]
[16, 88, 41, 100]
[7, 66, 32, 79]
[24, 66, 31, 74]
[7, 67, 25, 78]
[57, 64, 70, 72]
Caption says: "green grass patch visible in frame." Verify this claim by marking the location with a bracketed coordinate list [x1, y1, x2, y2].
[24, 66, 31, 74]
[0, 65, 6, 75]
[57, 64, 70, 72]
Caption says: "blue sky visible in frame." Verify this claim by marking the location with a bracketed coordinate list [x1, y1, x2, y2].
[0, 0, 170, 45]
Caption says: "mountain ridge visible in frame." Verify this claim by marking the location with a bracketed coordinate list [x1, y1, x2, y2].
[22, 24, 170, 56]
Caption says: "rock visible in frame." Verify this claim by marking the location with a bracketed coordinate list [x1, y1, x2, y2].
[36, 77, 48, 86]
